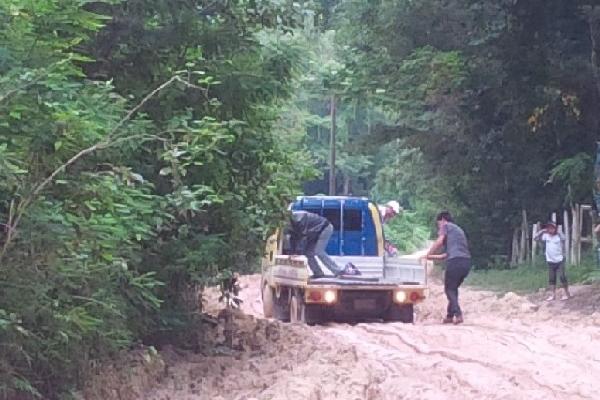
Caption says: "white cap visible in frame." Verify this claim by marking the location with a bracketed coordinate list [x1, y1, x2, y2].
[386, 200, 401, 214]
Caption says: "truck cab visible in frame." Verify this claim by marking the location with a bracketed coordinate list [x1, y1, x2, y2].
[261, 196, 427, 324]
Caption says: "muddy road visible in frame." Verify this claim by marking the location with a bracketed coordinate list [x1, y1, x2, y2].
[145, 272, 600, 400]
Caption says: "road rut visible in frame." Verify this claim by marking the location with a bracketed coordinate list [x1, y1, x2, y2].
[145, 272, 600, 400]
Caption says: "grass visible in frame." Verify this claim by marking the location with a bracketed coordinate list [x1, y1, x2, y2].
[466, 257, 600, 294]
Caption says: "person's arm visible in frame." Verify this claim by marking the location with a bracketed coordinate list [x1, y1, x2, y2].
[533, 228, 546, 241]
[424, 227, 446, 260]
[285, 216, 303, 254]
[427, 253, 447, 261]
[559, 232, 567, 257]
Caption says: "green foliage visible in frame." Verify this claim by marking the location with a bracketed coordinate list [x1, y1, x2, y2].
[547, 153, 593, 204]
[383, 211, 430, 254]
[0, 0, 320, 398]
[468, 257, 599, 294]
[4, 0, 600, 396]
[330, 0, 599, 264]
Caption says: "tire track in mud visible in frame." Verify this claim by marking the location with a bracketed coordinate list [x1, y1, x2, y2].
[335, 323, 593, 400]
[143, 274, 600, 400]
[322, 318, 600, 400]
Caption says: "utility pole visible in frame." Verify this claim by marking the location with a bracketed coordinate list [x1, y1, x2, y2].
[328, 94, 337, 195]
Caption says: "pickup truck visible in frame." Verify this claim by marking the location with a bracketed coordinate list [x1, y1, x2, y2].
[261, 196, 427, 324]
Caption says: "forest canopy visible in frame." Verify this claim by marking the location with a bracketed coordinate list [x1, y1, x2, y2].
[2, 0, 599, 398]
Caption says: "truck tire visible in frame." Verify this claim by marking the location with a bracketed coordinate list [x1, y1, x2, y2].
[289, 290, 328, 325]
[289, 290, 305, 323]
[384, 304, 414, 323]
[303, 304, 328, 325]
[262, 282, 274, 318]
[273, 287, 290, 322]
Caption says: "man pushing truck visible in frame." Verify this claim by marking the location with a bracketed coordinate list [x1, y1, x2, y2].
[422, 211, 471, 325]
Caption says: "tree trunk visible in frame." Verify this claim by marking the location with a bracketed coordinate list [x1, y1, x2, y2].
[588, 8, 600, 99]
[329, 95, 336, 195]
[343, 174, 351, 195]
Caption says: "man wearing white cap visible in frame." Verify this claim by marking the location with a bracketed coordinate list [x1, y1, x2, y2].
[378, 200, 402, 225]
[378, 200, 402, 257]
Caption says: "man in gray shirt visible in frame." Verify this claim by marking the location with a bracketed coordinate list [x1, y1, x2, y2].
[423, 211, 471, 324]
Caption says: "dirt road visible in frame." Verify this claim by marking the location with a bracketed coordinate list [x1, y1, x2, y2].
[145, 273, 600, 400]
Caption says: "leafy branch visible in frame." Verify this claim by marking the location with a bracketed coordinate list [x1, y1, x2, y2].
[0, 74, 204, 264]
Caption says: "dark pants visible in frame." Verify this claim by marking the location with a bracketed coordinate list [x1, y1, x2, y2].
[548, 261, 567, 287]
[304, 224, 341, 276]
[444, 257, 471, 318]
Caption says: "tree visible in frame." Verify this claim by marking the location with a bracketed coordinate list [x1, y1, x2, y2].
[0, 1, 319, 397]
[332, 0, 598, 263]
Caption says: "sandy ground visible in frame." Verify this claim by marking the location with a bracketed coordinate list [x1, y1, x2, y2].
[143, 267, 600, 400]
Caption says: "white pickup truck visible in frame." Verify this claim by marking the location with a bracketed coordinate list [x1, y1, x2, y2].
[261, 196, 428, 324]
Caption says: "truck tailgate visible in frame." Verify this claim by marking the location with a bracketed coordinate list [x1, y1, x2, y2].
[328, 255, 426, 285]
[329, 256, 385, 279]
[384, 255, 426, 285]
[309, 276, 385, 286]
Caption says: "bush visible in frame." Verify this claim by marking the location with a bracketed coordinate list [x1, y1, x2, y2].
[383, 210, 431, 254]
[468, 255, 600, 293]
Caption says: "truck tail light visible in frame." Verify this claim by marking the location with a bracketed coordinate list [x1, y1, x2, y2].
[324, 290, 337, 304]
[308, 290, 322, 302]
[410, 291, 421, 302]
[306, 289, 337, 304]
[394, 291, 407, 303]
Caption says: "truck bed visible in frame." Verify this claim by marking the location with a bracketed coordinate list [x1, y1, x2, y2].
[308, 276, 423, 286]
[269, 254, 426, 288]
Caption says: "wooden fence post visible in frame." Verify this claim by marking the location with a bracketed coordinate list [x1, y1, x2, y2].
[563, 209, 571, 266]
[577, 204, 584, 265]
[511, 228, 519, 267]
[519, 210, 527, 264]
[531, 222, 540, 265]
[523, 210, 530, 263]
[593, 211, 598, 250]
[571, 205, 576, 266]
[571, 204, 581, 266]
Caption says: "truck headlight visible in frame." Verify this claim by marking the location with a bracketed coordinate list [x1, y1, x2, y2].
[394, 290, 407, 303]
[324, 290, 337, 304]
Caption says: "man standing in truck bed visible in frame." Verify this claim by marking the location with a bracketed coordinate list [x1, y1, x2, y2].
[287, 210, 347, 278]
[378, 200, 402, 256]
[423, 211, 471, 324]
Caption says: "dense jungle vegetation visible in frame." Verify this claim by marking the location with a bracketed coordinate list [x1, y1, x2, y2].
[2, 1, 600, 397]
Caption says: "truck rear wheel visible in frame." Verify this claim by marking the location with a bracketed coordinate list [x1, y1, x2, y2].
[384, 304, 414, 323]
[304, 304, 329, 325]
[289, 290, 329, 325]
[273, 286, 290, 322]
[262, 282, 274, 318]
[289, 291, 305, 323]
